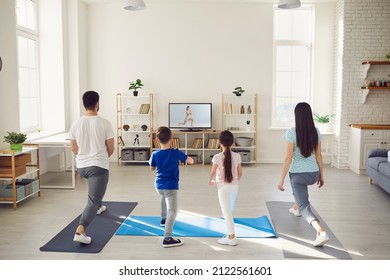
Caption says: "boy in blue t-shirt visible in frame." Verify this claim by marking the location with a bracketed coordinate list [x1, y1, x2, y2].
[149, 126, 194, 248]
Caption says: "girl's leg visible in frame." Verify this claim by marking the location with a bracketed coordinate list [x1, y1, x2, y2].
[218, 184, 239, 238]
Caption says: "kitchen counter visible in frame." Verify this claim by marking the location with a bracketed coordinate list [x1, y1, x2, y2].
[349, 124, 390, 130]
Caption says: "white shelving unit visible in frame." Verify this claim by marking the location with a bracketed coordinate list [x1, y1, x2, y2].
[116, 93, 154, 164]
[222, 93, 258, 164]
[152, 130, 221, 165]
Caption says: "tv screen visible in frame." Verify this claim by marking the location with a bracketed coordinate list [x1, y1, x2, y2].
[168, 103, 212, 130]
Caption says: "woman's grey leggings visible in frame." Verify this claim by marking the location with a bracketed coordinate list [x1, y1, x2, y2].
[77, 166, 109, 228]
[289, 171, 319, 225]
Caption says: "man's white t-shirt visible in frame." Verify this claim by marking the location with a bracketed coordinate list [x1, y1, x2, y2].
[69, 115, 115, 170]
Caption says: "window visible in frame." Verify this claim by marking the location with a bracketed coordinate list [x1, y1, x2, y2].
[16, 0, 40, 133]
[273, 6, 314, 127]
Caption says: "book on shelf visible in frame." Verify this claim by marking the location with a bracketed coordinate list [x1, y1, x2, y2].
[192, 138, 203, 149]
[207, 138, 220, 149]
[223, 102, 235, 114]
[138, 104, 150, 114]
[153, 137, 180, 149]
[171, 138, 180, 149]
[153, 138, 161, 149]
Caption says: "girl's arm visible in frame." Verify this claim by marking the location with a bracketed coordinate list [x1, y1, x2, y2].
[277, 141, 293, 191]
[208, 163, 218, 186]
[237, 163, 243, 181]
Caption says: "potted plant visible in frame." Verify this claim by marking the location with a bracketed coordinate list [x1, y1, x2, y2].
[232, 86, 245, 96]
[386, 52, 390, 61]
[129, 79, 144, 96]
[313, 113, 334, 133]
[3, 131, 27, 151]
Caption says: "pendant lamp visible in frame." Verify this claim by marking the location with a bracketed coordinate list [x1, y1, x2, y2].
[278, 0, 301, 9]
[124, 0, 146, 11]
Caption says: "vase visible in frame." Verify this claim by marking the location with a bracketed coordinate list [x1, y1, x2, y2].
[10, 143, 23, 151]
[316, 123, 329, 133]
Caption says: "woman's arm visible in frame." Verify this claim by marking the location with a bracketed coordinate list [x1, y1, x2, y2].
[277, 141, 293, 191]
[237, 163, 243, 181]
[315, 141, 324, 187]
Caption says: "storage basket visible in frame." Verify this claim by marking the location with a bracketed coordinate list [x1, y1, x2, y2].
[235, 137, 253, 147]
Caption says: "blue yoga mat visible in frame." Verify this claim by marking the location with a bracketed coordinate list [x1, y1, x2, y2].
[116, 215, 276, 238]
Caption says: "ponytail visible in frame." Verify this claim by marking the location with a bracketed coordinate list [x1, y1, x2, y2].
[219, 130, 234, 183]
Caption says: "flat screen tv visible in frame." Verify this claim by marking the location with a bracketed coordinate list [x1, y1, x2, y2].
[168, 103, 212, 131]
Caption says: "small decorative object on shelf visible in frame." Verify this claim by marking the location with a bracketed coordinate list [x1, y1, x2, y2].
[123, 124, 130, 131]
[240, 105, 245, 114]
[141, 124, 148, 131]
[232, 86, 245, 96]
[133, 134, 140, 146]
[3, 131, 27, 151]
[128, 78, 143, 96]
[247, 105, 252, 114]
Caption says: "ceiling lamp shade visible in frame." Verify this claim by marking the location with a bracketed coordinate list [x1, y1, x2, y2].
[124, 0, 146, 11]
[278, 0, 301, 9]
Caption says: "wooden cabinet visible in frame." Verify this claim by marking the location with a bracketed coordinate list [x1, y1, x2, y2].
[349, 125, 390, 174]
[222, 93, 257, 163]
[0, 144, 40, 210]
[152, 130, 221, 165]
[361, 61, 390, 103]
[116, 93, 154, 164]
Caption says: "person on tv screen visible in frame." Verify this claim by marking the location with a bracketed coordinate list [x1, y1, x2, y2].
[179, 106, 194, 127]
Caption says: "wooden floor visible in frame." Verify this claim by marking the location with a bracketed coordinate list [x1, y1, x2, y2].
[1, 163, 390, 260]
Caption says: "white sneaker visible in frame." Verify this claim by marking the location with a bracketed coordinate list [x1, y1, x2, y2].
[97, 205, 107, 215]
[289, 207, 301, 217]
[73, 233, 92, 244]
[218, 236, 238, 246]
[313, 231, 330, 247]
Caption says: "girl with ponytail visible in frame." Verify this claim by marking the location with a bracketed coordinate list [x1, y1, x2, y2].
[209, 130, 242, 246]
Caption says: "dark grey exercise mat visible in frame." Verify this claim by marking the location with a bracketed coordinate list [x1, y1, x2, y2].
[266, 201, 352, 259]
[40, 201, 138, 253]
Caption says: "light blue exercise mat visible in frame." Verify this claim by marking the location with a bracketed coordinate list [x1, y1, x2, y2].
[116, 215, 276, 238]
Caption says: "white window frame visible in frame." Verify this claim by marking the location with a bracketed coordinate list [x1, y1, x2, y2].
[272, 5, 314, 128]
[16, 0, 41, 133]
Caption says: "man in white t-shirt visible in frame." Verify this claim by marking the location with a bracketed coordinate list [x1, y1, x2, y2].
[69, 91, 115, 244]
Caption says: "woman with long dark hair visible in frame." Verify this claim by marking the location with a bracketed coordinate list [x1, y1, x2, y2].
[277, 102, 329, 247]
[209, 130, 242, 246]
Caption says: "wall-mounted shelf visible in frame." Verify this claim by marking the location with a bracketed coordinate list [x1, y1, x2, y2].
[361, 61, 390, 103]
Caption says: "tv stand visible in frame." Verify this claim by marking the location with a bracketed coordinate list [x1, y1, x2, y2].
[180, 129, 201, 132]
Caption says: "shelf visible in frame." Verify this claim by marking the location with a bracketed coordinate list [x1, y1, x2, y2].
[117, 93, 154, 164]
[361, 61, 390, 103]
[0, 144, 40, 210]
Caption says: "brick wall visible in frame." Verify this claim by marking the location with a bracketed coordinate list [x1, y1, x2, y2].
[333, 0, 390, 169]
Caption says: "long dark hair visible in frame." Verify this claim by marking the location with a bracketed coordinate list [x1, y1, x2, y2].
[294, 102, 318, 158]
[219, 130, 234, 183]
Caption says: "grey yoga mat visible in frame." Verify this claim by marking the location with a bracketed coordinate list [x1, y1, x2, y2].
[266, 201, 352, 259]
[40, 201, 138, 253]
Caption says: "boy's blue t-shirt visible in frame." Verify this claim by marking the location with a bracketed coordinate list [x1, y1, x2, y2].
[149, 148, 188, 190]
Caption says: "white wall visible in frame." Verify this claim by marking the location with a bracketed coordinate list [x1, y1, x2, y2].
[0, 0, 20, 150]
[84, 1, 336, 162]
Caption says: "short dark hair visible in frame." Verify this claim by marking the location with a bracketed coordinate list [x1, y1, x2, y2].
[157, 126, 172, 144]
[82, 91, 99, 110]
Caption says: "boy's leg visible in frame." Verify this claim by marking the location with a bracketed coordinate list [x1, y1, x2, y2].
[161, 189, 178, 237]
